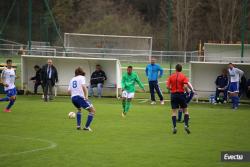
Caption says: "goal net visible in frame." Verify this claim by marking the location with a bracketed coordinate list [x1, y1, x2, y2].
[64, 33, 152, 56]
[21, 55, 122, 97]
[204, 43, 250, 63]
[27, 41, 56, 56]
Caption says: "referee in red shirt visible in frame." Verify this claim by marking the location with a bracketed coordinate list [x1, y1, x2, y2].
[167, 64, 191, 134]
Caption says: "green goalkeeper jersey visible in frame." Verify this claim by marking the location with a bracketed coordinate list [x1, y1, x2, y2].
[121, 72, 144, 93]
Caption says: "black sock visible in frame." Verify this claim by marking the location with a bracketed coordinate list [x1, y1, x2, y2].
[184, 114, 189, 127]
[172, 116, 177, 128]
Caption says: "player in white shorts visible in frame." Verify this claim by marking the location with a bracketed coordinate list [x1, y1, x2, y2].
[121, 66, 145, 117]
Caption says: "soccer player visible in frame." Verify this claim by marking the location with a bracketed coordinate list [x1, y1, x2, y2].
[145, 57, 164, 105]
[177, 82, 194, 122]
[68, 67, 95, 131]
[0, 59, 17, 112]
[228, 63, 244, 110]
[121, 66, 145, 117]
[167, 64, 191, 134]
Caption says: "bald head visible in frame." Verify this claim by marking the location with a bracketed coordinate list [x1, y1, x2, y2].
[150, 57, 156, 65]
[47, 59, 53, 66]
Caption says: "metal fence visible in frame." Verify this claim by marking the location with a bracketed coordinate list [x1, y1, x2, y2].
[1, 42, 250, 64]
[0, 43, 201, 65]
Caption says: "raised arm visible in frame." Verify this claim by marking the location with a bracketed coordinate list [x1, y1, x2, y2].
[236, 68, 244, 78]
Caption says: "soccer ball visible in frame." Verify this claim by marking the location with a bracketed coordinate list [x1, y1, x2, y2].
[68, 112, 76, 119]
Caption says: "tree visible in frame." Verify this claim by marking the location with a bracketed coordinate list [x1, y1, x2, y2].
[53, 0, 151, 36]
[172, 0, 201, 50]
[207, 0, 241, 42]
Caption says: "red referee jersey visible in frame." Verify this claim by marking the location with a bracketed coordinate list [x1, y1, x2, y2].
[167, 72, 189, 93]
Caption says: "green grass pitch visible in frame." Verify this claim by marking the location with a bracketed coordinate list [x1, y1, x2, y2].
[0, 96, 250, 167]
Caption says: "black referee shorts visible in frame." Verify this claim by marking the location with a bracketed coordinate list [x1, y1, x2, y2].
[171, 93, 187, 109]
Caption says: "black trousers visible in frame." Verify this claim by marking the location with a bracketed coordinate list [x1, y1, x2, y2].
[247, 90, 250, 98]
[34, 81, 42, 94]
[149, 80, 163, 101]
[44, 80, 53, 100]
[215, 88, 227, 102]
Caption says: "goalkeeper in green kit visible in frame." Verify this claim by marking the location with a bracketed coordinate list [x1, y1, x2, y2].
[121, 66, 145, 117]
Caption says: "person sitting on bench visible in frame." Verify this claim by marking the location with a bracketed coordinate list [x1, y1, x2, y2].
[89, 65, 107, 98]
[215, 68, 228, 103]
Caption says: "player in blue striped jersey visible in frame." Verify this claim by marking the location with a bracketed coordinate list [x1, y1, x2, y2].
[0, 59, 17, 112]
[228, 63, 244, 110]
[68, 67, 96, 131]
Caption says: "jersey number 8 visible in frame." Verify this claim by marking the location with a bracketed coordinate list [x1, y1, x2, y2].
[72, 81, 77, 88]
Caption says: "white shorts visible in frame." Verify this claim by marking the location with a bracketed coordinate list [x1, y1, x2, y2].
[122, 91, 135, 99]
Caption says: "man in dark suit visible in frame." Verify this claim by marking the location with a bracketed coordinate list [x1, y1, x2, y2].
[30, 65, 42, 94]
[41, 59, 58, 101]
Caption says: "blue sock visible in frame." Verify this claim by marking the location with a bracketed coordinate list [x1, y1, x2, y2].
[235, 96, 239, 107]
[184, 114, 189, 127]
[172, 116, 177, 128]
[177, 109, 182, 121]
[76, 112, 82, 127]
[6, 99, 15, 110]
[231, 96, 236, 108]
[232, 96, 238, 108]
[0, 97, 9, 102]
[85, 113, 94, 128]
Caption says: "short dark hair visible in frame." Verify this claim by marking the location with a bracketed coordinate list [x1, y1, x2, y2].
[228, 62, 235, 67]
[96, 64, 101, 67]
[175, 64, 182, 72]
[6, 59, 12, 64]
[34, 65, 40, 69]
[128, 66, 133, 69]
[75, 67, 85, 76]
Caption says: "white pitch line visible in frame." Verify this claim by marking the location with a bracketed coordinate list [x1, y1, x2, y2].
[136, 81, 166, 87]
[135, 98, 171, 102]
[138, 99, 149, 103]
[0, 135, 57, 158]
